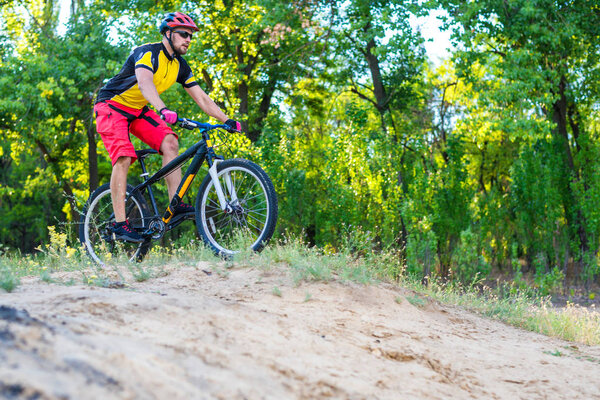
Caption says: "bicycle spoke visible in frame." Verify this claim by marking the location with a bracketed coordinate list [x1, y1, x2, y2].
[81, 185, 150, 266]
[245, 219, 263, 234]
[240, 192, 265, 203]
[247, 212, 267, 226]
[247, 209, 268, 218]
[198, 161, 276, 255]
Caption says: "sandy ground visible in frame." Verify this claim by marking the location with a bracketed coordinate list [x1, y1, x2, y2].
[0, 262, 599, 400]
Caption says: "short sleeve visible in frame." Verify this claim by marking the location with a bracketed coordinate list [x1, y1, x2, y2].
[177, 58, 199, 88]
[134, 50, 154, 72]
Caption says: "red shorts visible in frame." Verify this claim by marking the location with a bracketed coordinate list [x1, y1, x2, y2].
[94, 100, 178, 165]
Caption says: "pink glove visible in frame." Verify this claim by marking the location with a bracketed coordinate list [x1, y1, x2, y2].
[224, 119, 242, 132]
[159, 108, 178, 124]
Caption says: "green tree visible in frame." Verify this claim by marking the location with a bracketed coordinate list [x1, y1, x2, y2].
[0, 0, 127, 249]
[190, 0, 325, 143]
[437, 0, 600, 281]
[327, 0, 426, 137]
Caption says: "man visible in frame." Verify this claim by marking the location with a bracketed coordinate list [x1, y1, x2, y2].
[94, 12, 241, 243]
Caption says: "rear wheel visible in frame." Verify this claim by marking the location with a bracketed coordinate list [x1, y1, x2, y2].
[79, 183, 151, 266]
[195, 159, 278, 256]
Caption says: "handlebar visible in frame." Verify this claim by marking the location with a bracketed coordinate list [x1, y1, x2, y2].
[176, 117, 241, 133]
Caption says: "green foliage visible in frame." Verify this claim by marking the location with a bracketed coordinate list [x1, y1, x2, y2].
[406, 228, 437, 277]
[509, 141, 564, 266]
[271, 286, 282, 297]
[0, 259, 20, 292]
[0, 0, 127, 248]
[2, 0, 600, 290]
[435, 0, 600, 284]
[406, 294, 428, 308]
[534, 265, 565, 297]
[452, 228, 490, 284]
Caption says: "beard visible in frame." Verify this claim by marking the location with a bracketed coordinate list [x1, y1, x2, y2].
[176, 43, 189, 55]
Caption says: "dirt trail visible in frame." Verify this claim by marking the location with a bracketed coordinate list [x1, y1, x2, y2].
[0, 263, 599, 399]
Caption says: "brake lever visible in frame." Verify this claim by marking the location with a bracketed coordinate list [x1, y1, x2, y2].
[178, 118, 198, 130]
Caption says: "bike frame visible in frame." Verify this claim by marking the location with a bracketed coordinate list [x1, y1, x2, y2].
[127, 119, 233, 227]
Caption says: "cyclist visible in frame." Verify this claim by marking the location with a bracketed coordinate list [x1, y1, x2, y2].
[94, 12, 241, 243]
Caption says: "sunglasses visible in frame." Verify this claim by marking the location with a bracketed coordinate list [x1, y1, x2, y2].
[173, 30, 193, 40]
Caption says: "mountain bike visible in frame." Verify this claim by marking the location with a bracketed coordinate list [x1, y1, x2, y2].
[79, 118, 278, 266]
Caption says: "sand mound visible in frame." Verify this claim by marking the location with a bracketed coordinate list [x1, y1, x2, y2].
[0, 263, 599, 399]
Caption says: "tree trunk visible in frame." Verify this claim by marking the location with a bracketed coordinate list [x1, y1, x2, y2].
[247, 74, 277, 143]
[364, 37, 392, 135]
[235, 43, 255, 142]
[87, 120, 98, 193]
[36, 140, 79, 222]
[552, 76, 588, 262]
[61, 181, 79, 222]
[238, 79, 255, 142]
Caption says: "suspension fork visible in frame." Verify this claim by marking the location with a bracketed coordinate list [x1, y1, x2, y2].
[205, 137, 237, 213]
[208, 158, 240, 213]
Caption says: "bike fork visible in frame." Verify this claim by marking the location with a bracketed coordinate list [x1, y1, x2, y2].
[208, 160, 238, 212]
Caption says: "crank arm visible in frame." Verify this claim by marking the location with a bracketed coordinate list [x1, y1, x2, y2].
[165, 213, 195, 231]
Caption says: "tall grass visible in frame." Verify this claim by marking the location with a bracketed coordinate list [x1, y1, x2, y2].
[401, 277, 600, 345]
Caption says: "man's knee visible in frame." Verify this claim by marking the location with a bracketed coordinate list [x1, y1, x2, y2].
[114, 156, 133, 169]
[161, 134, 179, 156]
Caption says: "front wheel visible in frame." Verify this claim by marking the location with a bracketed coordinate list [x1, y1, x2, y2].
[79, 183, 151, 266]
[195, 159, 278, 256]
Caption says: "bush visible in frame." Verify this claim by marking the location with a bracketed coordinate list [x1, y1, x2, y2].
[452, 228, 491, 284]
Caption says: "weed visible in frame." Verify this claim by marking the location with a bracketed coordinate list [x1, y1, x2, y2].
[272, 286, 282, 297]
[172, 241, 220, 265]
[36, 226, 82, 270]
[406, 294, 427, 308]
[129, 264, 153, 282]
[340, 262, 374, 285]
[211, 264, 231, 278]
[0, 265, 20, 293]
[39, 268, 55, 283]
[544, 350, 564, 357]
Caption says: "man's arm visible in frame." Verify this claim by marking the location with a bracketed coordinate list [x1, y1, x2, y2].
[137, 67, 235, 126]
[185, 85, 229, 122]
[135, 68, 167, 112]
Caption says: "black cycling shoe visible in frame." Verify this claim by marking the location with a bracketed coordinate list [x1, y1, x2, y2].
[173, 202, 195, 218]
[110, 220, 144, 243]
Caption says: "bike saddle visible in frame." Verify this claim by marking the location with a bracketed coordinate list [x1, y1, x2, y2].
[135, 149, 158, 159]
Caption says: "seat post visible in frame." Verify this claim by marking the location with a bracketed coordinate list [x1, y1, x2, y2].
[138, 157, 150, 182]
[135, 150, 160, 215]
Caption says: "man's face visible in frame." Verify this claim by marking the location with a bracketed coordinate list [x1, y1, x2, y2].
[169, 27, 193, 55]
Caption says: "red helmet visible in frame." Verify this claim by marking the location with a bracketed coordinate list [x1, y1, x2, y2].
[159, 12, 199, 34]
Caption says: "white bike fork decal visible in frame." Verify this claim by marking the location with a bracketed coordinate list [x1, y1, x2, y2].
[208, 160, 238, 211]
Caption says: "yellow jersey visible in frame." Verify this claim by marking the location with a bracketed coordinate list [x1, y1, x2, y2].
[96, 42, 198, 109]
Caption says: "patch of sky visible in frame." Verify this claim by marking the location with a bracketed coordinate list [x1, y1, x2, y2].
[408, 8, 453, 66]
